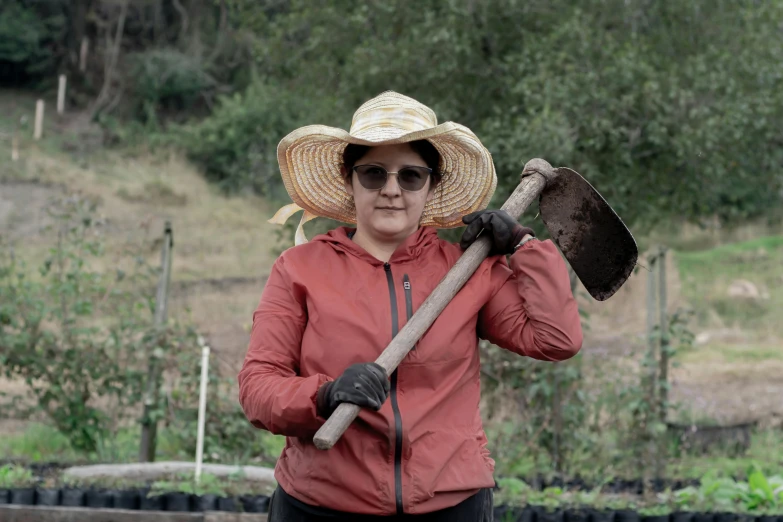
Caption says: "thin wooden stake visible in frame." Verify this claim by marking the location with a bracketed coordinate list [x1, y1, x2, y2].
[11, 134, 19, 161]
[57, 75, 67, 115]
[658, 248, 669, 422]
[655, 247, 669, 483]
[80, 37, 89, 73]
[644, 251, 659, 496]
[139, 221, 174, 463]
[34, 100, 44, 140]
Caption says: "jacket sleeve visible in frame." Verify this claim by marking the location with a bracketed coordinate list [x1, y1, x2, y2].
[237, 254, 333, 438]
[477, 239, 583, 361]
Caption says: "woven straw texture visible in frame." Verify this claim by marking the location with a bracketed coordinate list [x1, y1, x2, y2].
[273, 91, 497, 232]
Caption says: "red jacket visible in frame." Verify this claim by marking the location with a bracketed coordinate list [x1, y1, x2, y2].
[238, 226, 582, 515]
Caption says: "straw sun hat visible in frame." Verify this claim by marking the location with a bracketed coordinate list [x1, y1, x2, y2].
[269, 91, 497, 245]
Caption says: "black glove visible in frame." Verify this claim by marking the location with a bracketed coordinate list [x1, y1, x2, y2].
[316, 362, 390, 418]
[460, 209, 535, 255]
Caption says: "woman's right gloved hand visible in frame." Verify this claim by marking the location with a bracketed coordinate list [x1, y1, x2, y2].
[316, 362, 391, 418]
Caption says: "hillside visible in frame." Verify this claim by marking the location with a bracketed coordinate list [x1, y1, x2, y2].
[1, 90, 781, 446]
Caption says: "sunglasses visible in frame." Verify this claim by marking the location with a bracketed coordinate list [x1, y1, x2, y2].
[352, 164, 433, 192]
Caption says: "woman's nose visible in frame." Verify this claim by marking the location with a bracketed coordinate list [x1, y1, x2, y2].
[380, 173, 402, 196]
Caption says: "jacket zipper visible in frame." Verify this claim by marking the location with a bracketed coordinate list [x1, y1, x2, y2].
[403, 274, 414, 350]
[384, 262, 404, 515]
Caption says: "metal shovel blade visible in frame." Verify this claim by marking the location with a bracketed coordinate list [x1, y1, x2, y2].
[539, 168, 638, 301]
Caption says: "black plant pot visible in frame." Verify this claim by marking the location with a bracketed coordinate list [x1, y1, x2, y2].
[10, 488, 36, 505]
[114, 489, 140, 510]
[642, 515, 671, 522]
[241, 495, 270, 513]
[672, 512, 694, 522]
[165, 492, 193, 512]
[533, 505, 565, 522]
[85, 488, 116, 509]
[693, 514, 715, 522]
[217, 496, 237, 512]
[589, 508, 616, 522]
[714, 513, 739, 522]
[197, 494, 219, 511]
[0, 489, 9, 505]
[35, 488, 60, 506]
[566, 509, 591, 522]
[756, 517, 782, 522]
[616, 510, 642, 522]
[492, 505, 512, 521]
[140, 491, 165, 511]
[60, 488, 85, 507]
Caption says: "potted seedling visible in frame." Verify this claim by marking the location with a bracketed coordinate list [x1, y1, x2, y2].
[0, 464, 37, 505]
[192, 472, 228, 512]
[529, 487, 567, 522]
[493, 477, 534, 522]
[639, 504, 673, 522]
[149, 476, 194, 512]
[59, 476, 87, 507]
[35, 476, 61, 506]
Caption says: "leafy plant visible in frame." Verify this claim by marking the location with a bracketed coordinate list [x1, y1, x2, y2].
[148, 472, 228, 497]
[0, 195, 194, 454]
[0, 464, 36, 489]
[667, 467, 783, 514]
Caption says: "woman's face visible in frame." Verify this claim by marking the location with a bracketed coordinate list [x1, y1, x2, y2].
[344, 143, 435, 241]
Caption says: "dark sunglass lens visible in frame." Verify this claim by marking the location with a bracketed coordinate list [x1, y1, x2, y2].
[398, 168, 429, 191]
[356, 166, 387, 189]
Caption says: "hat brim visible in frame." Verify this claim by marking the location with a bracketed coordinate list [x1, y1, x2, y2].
[276, 122, 497, 228]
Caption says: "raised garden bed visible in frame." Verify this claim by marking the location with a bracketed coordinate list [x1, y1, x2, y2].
[0, 485, 270, 513]
[1, 463, 781, 520]
[0, 504, 268, 522]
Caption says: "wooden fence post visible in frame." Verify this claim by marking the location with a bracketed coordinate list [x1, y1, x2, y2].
[657, 247, 669, 424]
[57, 75, 67, 115]
[552, 264, 581, 474]
[139, 221, 174, 462]
[644, 250, 659, 495]
[34, 100, 44, 140]
[644, 247, 669, 490]
[80, 37, 89, 73]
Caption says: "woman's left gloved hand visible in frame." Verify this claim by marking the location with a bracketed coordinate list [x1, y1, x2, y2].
[460, 209, 535, 255]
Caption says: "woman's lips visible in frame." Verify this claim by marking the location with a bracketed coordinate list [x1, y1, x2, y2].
[376, 207, 404, 211]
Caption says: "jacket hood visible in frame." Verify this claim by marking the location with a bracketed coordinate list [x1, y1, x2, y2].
[310, 226, 443, 266]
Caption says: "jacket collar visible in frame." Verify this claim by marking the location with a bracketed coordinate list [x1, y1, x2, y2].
[311, 226, 441, 266]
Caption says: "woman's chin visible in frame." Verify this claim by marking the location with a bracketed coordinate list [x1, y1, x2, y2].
[369, 217, 412, 238]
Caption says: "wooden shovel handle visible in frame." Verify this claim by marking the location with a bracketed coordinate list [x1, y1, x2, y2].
[312, 171, 548, 450]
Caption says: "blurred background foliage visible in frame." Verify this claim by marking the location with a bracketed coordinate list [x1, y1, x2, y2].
[1, 0, 780, 234]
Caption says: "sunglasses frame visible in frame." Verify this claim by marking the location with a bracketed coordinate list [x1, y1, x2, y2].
[352, 164, 433, 192]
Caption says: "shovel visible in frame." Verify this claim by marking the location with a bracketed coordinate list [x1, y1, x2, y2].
[313, 158, 637, 450]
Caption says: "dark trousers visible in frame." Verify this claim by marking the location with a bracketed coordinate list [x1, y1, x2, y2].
[267, 484, 494, 521]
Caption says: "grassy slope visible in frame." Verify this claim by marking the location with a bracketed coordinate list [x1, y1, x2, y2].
[0, 91, 285, 374]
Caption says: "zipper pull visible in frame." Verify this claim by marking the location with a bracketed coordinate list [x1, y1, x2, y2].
[384, 262, 391, 272]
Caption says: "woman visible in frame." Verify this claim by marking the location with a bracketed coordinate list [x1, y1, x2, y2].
[238, 91, 582, 521]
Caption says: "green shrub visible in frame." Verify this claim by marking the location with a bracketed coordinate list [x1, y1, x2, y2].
[0, 0, 64, 84]
[129, 48, 217, 121]
[180, 80, 326, 195]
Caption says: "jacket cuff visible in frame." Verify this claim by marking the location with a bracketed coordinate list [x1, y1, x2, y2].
[315, 381, 334, 419]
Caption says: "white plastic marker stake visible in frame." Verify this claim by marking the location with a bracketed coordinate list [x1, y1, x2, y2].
[194, 340, 210, 484]
[34, 100, 44, 140]
[57, 75, 67, 115]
